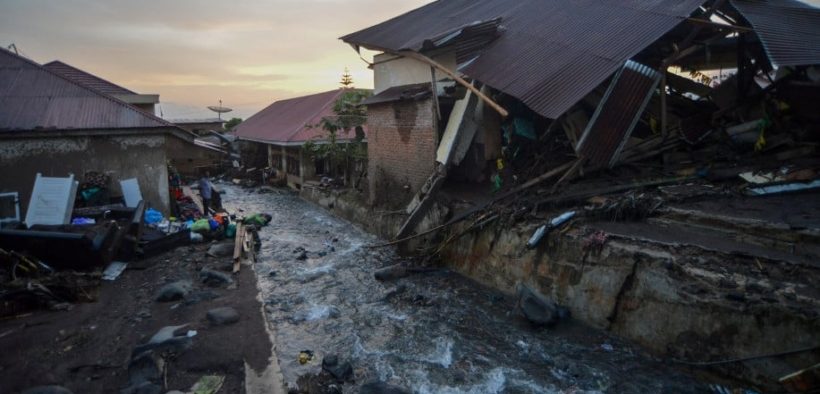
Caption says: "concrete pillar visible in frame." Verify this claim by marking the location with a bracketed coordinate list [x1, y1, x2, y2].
[281, 145, 287, 175]
[298, 147, 305, 186]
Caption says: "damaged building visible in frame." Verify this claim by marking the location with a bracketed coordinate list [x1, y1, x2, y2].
[0, 47, 225, 215]
[235, 89, 369, 189]
[325, 0, 820, 389]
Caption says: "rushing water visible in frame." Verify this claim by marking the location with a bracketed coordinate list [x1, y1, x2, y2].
[220, 185, 706, 393]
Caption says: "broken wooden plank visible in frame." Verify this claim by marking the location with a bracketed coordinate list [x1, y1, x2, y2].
[232, 223, 245, 273]
[396, 167, 448, 240]
[398, 50, 508, 118]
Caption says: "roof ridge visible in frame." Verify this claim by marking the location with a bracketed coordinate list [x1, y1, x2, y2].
[43, 60, 138, 95]
[0, 47, 179, 130]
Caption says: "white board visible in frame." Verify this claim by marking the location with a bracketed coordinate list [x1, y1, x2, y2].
[120, 178, 143, 208]
[25, 173, 78, 228]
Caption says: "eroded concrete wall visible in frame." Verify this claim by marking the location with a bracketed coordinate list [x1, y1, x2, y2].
[0, 134, 171, 215]
[165, 136, 224, 176]
[439, 219, 820, 387]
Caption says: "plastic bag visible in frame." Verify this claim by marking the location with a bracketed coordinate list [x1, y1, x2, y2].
[144, 208, 163, 224]
[191, 218, 211, 233]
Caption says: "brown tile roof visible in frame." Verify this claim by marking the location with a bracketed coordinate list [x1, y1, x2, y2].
[234, 89, 369, 145]
[43, 60, 137, 95]
[0, 48, 174, 132]
[341, 0, 707, 119]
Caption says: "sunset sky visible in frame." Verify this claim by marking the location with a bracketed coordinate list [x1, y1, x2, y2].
[2, 0, 818, 121]
[0, 0, 431, 120]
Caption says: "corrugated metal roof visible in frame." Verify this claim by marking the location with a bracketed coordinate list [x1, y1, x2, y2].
[234, 89, 369, 144]
[576, 61, 662, 168]
[43, 60, 137, 95]
[731, 0, 820, 67]
[360, 83, 431, 106]
[0, 48, 175, 132]
[341, 0, 707, 119]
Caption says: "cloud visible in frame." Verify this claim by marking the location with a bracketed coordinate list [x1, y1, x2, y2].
[1, 0, 432, 118]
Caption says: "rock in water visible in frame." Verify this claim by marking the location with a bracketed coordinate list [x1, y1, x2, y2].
[155, 280, 192, 302]
[359, 381, 411, 394]
[21, 386, 74, 394]
[516, 284, 560, 327]
[321, 354, 352, 382]
[373, 264, 410, 281]
[207, 306, 240, 325]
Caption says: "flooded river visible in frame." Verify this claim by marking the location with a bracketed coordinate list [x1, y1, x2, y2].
[221, 185, 706, 393]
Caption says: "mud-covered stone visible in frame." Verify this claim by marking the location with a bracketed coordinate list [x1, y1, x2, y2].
[155, 280, 191, 302]
[207, 306, 240, 325]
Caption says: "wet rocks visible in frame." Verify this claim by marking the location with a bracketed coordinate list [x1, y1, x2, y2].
[321, 354, 353, 382]
[359, 381, 411, 394]
[206, 242, 235, 258]
[516, 284, 566, 327]
[374, 264, 411, 281]
[21, 386, 74, 394]
[200, 268, 234, 287]
[155, 280, 192, 302]
[207, 306, 240, 325]
[294, 247, 308, 260]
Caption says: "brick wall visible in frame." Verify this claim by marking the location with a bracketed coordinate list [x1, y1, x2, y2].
[367, 98, 437, 206]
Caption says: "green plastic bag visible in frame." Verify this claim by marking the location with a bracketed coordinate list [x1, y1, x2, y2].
[191, 218, 211, 233]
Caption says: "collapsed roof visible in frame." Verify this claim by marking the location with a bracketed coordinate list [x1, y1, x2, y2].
[342, 0, 820, 120]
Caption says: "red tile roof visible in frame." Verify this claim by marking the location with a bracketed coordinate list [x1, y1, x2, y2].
[234, 89, 369, 145]
[43, 60, 137, 95]
[0, 48, 175, 132]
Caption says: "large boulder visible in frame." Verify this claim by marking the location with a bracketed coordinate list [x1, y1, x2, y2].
[516, 284, 566, 327]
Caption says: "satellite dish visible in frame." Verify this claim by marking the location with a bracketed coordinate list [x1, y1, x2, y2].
[207, 99, 233, 120]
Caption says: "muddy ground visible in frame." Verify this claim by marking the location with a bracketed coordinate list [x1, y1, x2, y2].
[0, 241, 272, 393]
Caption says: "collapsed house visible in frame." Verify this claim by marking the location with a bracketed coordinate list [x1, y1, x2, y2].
[235, 89, 369, 189]
[0, 47, 224, 215]
[334, 0, 820, 389]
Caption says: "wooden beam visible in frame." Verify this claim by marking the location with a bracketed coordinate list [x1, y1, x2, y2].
[232, 222, 245, 273]
[398, 50, 509, 118]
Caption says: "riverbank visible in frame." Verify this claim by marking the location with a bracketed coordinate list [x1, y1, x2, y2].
[301, 184, 820, 391]
[227, 185, 711, 393]
[0, 239, 281, 393]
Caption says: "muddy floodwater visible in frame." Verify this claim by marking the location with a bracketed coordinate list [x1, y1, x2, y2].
[220, 185, 707, 393]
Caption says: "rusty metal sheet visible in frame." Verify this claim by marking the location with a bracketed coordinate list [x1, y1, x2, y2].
[0, 48, 174, 132]
[341, 0, 706, 119]
[234, 89, 369, 144]
[731, 0, 820, 67]
[576, 60, 662, 168]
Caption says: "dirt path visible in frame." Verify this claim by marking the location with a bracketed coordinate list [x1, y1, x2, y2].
[0, 241, 278, 393]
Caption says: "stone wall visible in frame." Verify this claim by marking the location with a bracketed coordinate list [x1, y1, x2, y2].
[366, 99, 437, 207]
[0, 133, 171, 215]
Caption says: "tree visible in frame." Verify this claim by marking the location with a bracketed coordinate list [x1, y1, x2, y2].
[224, 117, 243, 131]
[340, 67, 354, 88]
[303, 90, 370, 183]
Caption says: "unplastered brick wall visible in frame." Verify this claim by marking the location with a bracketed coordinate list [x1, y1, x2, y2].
[367, 98, 437, 206]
